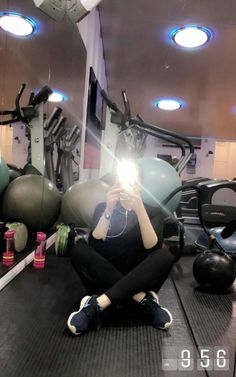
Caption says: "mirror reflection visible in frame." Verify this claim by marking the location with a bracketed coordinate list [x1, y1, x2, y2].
[0, 1, 236, 375]
[0, 0, 86, 273]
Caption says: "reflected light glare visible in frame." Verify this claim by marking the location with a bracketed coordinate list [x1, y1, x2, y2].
[49, 92, 65, 103]
[0, 14, 35, 36]
[117, 160, 138, 191]
[172, 26, 211, 48]
[155, 99, 182, 111]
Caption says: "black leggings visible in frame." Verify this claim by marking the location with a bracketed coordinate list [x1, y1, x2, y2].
[70, 240, 175, 304]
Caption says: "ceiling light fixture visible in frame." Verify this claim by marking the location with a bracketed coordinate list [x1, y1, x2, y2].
[171, 25, 213, 48]
[0, 12, 36, 37]
[153, 98, 184, 111]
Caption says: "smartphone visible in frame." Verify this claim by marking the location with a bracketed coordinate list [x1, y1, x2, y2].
[117, 160, 138, 193]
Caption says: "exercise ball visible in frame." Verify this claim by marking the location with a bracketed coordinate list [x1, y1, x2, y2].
[1, 175, 61, 231]
[0, 157, 9, 195]
[138, 157, 181, 212]
[61, 179, 110, 228]
[8, 168, 21, 182]
[196, 226, 236, 258]
[193, 251, 235, 291]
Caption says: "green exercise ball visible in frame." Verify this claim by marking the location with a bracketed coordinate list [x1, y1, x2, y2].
[1, 175, 61, 231]
[138, 157, 181, 212]
[61, 179, 110, 228]
[0, 157, 9, 195]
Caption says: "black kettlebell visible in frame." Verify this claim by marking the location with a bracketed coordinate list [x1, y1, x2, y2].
[193, 250, 235, 291]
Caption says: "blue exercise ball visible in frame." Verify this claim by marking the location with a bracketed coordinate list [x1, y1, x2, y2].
[138, 157, 181, 212]
[0, 157, 9, 195]
[196, 227, 236, 257]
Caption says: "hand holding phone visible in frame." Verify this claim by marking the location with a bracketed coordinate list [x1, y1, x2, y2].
[119, 186, 144, 214]
[106, 185, 121, 214]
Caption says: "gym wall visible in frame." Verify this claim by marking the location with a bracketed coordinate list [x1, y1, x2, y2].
[77, 8, 107, 182]
[0, 126, 13, 163]
[98, 107, 119, 179]
[213, 141, 236, 180]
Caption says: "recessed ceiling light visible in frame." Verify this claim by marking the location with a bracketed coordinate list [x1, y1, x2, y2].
[0, 12, 36, 37]
[153, 99, 184, 111]
[48, 91, 67, 103]
[171, 25, 213, 48]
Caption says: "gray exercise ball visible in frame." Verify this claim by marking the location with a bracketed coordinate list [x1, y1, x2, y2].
[61, 179, 110, 228]
[0, 157, 9, 195]
[1, 175, 61, 231]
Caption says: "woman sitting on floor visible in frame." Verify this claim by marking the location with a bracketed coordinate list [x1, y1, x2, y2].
[67, 167, 175, 336]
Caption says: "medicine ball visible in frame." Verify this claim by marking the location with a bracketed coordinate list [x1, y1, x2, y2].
[193, 251, 235, 291]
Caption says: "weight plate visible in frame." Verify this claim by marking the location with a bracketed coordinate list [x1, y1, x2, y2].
[55, 225, 70, 255]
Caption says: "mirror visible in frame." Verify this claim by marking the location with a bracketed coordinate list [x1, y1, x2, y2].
[0, 0, 86, 173]
[0, 0, 87, 274]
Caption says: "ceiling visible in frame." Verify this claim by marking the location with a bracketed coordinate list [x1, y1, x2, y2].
[0, 0, 86, 129]
[99, 0, 236, 139]
[2, 1, 236, 141]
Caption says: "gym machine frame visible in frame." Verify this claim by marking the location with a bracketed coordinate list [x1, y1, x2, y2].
[0, 83, 52, 175]
[100, 89, 194, 175]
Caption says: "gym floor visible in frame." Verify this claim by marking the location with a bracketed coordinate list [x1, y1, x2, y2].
[0, 246, 235, 377]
